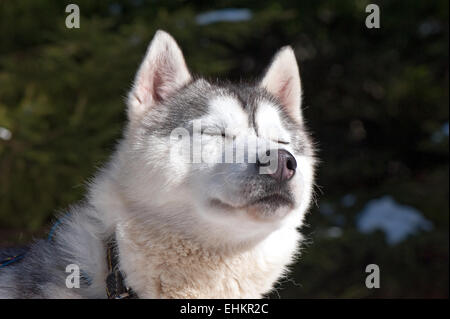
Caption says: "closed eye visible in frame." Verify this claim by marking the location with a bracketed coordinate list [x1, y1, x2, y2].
[276, 140, 290, 145]
[201, 128, 228, 138]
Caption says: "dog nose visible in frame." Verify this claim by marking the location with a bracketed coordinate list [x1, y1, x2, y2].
[257, 149, 297, 182]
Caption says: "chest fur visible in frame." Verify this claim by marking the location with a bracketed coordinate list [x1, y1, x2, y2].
[117, 224, 300, 298]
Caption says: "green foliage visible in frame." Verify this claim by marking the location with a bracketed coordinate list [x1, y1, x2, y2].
[0, 0, 448, 297]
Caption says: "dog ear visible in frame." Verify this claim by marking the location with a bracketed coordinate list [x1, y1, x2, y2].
[260, 46, 303, 122]
[127, 30, 191, 122]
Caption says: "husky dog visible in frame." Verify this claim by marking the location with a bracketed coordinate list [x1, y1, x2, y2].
[0, 30, 315, 298]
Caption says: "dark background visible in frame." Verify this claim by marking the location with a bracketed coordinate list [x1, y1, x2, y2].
[0, 0, 448, 298]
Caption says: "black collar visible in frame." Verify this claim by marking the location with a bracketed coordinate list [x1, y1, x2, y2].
[105, 236, 138, 299]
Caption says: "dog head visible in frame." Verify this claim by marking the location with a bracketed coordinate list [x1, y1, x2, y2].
[118, 30, 315, 244]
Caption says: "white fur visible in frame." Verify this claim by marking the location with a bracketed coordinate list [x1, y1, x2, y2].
[255, 100, 291, 144]
[127, 30, 191, 123]
[0, 31, 315, 299]
[260, 46, 303, 122]
[91, 33, 314, 298]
